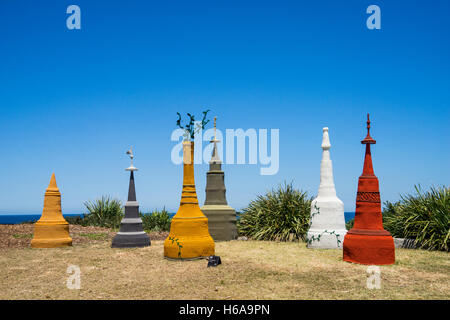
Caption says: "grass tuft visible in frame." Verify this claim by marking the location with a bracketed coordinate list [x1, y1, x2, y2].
[237, 182, 312, 241]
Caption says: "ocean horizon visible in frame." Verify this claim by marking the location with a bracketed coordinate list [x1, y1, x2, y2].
[0, 212, 356, 224]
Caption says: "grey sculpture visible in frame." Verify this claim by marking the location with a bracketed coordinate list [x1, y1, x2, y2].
[200, 117, 238, 241]
[111, 147, 150, 248]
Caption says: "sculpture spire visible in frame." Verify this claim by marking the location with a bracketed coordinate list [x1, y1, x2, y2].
[361, 114, 376, 176]
[210, 116, 221, 164]
[164, 111, 215, 259]
[201, 116, 238, 241]
[343, 115, 395, 265]
[317, 127, 337, 198]
[31, 173, 72, 248]
[111, 147, 150, 248]
[307, 127, 347, 249]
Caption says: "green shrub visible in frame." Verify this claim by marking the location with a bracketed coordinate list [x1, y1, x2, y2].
[345, 218, 354, 231]
[381, 200, 406, 237]
[346, 186, 449, 251]
[65, 215, 86, 225]
[80, 196, 124, 229]
[384, 185, 449, 251]
[141, 208, 172, 232]
[237, 182, 312, 241]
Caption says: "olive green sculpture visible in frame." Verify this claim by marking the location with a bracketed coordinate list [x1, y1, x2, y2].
[200, 117, 238, 241]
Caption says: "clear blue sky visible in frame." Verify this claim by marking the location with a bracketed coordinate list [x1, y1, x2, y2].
[0, 0, 448, 213]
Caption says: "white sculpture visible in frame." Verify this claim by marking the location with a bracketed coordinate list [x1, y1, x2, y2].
[307, 127, 347, 249]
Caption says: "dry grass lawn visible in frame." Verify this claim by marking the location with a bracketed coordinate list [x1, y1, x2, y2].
[0, 226, 449, 300]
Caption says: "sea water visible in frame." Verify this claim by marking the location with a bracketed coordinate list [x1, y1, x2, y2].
[0, 213, 84, 224]
[0, 212, 356, 224]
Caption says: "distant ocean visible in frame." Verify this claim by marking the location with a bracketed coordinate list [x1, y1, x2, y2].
[0, 213, 84, 224]
[0, 212, 356, 224]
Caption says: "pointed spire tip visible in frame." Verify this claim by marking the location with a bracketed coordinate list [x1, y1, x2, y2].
[47, 172, 59, 191]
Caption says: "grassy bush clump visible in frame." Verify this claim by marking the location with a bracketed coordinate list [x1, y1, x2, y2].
[66, 196, 124, 229]
[140, 209, 172, 232]
[384, 185, 449, 251]
[345, 185, 449, 251]
[237, 182, 312, 241]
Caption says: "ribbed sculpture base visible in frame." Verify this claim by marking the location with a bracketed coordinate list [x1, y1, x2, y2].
[343, 232, 395, 265]
[111, 232, 150, 248]
[164, 213, 215, 259]
[31, 222, 72, 248]
[201, 205, 237, 241]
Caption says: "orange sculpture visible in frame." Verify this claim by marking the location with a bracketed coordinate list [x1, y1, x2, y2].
[164, 141, 215, 259]
[343, 114, 395, 265]
[31, 173, 72, 248]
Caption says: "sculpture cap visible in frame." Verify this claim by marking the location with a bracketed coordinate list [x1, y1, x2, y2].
[361, 113, 376, 144]
[321, 127, 331, 150]
[46, 173, 59, 193]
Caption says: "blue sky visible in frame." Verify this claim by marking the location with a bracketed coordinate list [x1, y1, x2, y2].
[0, 0, 449, 213]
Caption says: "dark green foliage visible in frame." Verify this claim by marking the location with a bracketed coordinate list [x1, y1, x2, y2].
[237, 182, 312, 241]
[168, 236, 183, 258]
[346, 186, 449, 251]
[345, 218, 354, 231]
[67, 196, 124, 229]
[383, 185, 449, 251]
[65, 215, 85, 225]
[176, 110, 210, 139]
[140, 209, 172, 232]
[382, 200, 405, 236]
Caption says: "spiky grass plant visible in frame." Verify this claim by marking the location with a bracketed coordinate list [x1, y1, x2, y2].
[237, 182, 312, 241]
[140, 208, 172, 232]
[384, 185, 449, 251]
[82, 196, 124, 229]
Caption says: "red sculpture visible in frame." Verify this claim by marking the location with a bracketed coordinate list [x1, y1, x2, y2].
[343, 114, 395, 265]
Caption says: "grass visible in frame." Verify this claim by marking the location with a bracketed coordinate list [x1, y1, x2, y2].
[79, 233, 109, 240]
[0, 240, 448, 299]
[12, 234, 33, 239]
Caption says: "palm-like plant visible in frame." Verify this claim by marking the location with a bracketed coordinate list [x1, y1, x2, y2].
[382, 185, 449, 251]
[83, 196, 124, 229]
[237, 182, 312, 241]
[400, 185, 449, 251]
[140, 208, 172, 232]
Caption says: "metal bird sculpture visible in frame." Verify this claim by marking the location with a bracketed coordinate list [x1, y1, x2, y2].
[176, 110, 211, 140]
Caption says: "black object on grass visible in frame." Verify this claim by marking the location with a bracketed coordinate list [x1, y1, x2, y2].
[207, 255, 221, 267]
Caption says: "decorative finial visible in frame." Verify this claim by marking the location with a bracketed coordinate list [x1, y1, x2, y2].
[211, 116, 220, 143]
[321, 127, 331, 150]
[361, 113, 376, 144]
[126, 146, 138, 171]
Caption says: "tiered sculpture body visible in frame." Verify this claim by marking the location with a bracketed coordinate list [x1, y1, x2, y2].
[343, 115, 395, 265]
[111, 148, 150, 248]
[31, 173, 72, 248]
[201, 117, 237, 241]
[164, 141, 215, 259]
[307, 127, 347, 249]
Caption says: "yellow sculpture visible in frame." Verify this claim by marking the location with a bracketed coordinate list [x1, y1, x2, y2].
[31, 173, 72, 248]
[164, 141, 215, 259]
